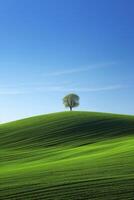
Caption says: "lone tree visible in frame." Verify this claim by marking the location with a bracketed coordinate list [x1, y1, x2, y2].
[63, 93, 80, 111]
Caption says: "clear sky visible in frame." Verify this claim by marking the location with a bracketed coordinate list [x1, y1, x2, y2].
[0, 0, 134, 122]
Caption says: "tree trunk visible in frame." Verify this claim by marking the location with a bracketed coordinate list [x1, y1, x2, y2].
[70, 107, 72, 111]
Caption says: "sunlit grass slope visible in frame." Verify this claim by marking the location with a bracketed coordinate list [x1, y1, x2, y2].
[0, 111, 134, 199]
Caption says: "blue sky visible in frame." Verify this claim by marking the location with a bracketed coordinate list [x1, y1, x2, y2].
[0, 0, 134, 122]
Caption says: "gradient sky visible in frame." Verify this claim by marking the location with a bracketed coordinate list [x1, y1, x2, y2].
[0, 0, 134, 122]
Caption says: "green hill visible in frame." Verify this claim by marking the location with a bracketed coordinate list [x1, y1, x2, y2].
[0, 111, 134, 200]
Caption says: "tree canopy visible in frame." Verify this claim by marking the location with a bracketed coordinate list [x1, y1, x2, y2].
[63, 93, 80, 111]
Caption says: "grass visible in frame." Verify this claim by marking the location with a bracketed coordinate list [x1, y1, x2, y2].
[0, 111, 134, 199]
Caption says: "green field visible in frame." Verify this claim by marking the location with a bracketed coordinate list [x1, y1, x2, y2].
[0, 111, 134, 200]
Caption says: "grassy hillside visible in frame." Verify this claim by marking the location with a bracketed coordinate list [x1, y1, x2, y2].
[0, 111, 134, 199]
